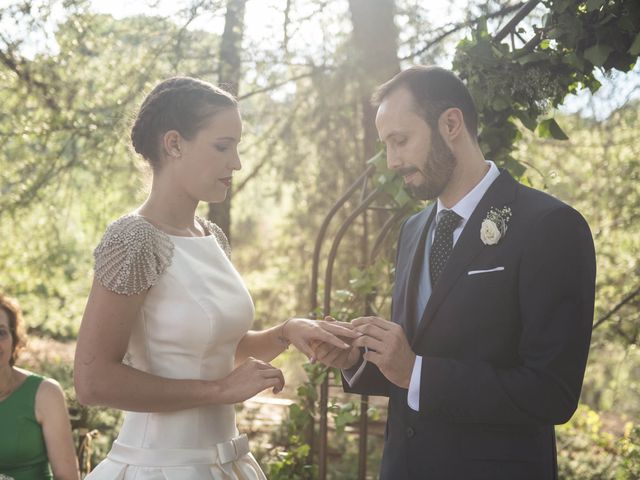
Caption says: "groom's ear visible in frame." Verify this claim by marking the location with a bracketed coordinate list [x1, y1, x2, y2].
[438, 107, 465, 144]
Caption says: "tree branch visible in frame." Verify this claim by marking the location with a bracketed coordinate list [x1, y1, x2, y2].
[0, 45, 60, 112]
[283, 0, 292, 56]
[400, 2, 526, 61]
[238, 68, 328, 100]
[593, 284, 640, 330]
[234, 101, 302, 194]
[493, 0, 541, 42]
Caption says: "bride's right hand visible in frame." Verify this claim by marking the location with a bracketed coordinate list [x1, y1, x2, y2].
[216, 357, 285, 404]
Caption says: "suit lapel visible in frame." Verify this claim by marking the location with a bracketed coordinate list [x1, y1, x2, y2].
[411, 170, 519, 347]
[398, 204, 436, 339]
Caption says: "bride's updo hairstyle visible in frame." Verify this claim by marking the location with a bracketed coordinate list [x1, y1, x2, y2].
[131, 77, 237, 170]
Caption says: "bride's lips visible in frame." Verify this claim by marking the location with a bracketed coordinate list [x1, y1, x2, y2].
[219, 177, 232, 187]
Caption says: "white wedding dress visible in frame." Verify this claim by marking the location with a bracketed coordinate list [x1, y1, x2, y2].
[86, 215, 267, 480]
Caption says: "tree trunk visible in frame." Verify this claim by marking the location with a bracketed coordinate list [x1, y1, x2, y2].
[348, 0, 401, 163]
[208, 0, 247, 243]
[323, 4, 400, 480]
[348, 0, 401, 262]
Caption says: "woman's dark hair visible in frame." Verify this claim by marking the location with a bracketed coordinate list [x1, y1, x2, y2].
[372, 65, 478, 139]
[131, 76, 238, 168]
[0, 293, 25, 367]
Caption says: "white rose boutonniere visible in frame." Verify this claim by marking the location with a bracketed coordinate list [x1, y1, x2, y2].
[480, 206, 512, 245]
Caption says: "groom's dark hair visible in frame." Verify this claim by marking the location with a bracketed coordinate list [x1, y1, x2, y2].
[372, 66, 479, 140]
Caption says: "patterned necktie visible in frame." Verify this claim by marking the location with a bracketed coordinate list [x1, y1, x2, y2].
[429, 209, 462, 286]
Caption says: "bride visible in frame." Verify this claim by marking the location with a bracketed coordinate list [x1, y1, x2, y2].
[74, 76, 356, 479]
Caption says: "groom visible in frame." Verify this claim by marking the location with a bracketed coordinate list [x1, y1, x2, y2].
[314, 66, 596, 479]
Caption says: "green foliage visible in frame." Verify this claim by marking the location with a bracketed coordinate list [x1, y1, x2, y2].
[268, 441, 317, 479]
[266, 362, 324, 478]
[0, 8, 221, 338]
[329, 400, 358, 436]
[557, 404, 640, 479]
[537, 118, 569, 140]
[546, 0, 640, 71]
[619, 425, 640, 479]
[452, 0, 640, 172]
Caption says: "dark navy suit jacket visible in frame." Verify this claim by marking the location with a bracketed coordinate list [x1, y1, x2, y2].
[344, 170, 596, 480]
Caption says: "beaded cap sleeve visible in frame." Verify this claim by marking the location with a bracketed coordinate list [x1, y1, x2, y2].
[197, 216, 231, 258]
[93, 215, 174, 296]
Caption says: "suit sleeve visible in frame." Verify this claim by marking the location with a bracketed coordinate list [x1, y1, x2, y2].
[418, 206, 596, 425]
[342, 355, 391, 397]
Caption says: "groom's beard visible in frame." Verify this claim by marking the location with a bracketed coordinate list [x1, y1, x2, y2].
[410, 132, 457, 201]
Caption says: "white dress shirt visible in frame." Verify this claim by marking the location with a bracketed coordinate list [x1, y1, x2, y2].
[407, 161, 500, 410]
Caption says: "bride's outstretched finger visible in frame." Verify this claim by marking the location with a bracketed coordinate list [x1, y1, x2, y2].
[282, 318, 352, 360]
[318, 320, 360, 342]
[315, 343, 342, 365]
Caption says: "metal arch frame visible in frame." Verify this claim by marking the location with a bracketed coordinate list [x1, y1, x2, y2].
[309, 162, 408, 480]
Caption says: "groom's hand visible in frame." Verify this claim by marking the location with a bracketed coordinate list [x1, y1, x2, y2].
[310, 316, 362, 369]
[351, 316, 415, 389]
[312, 340, 362, 369]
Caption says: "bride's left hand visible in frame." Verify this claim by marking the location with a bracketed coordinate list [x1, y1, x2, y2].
[283, 318, 358, 361]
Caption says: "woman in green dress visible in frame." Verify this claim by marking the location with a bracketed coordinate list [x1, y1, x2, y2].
[0, 293, 79, 480]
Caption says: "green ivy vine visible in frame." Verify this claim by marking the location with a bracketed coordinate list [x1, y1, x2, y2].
[454, 0, 640, 175]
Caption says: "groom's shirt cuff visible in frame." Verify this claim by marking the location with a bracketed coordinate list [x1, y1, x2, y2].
[342, 348, 367, 387]
[407, 355, 422, 411]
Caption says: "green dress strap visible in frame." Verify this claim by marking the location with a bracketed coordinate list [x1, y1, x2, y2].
[0, 374, 53, 480]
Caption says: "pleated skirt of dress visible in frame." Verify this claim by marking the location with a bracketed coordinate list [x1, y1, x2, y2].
[85, 436, 267, 480]
[86, 453, 265, 480]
